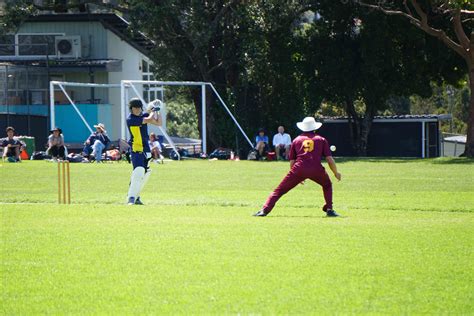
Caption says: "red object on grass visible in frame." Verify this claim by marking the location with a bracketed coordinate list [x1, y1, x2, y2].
[20, 150, 29, 160]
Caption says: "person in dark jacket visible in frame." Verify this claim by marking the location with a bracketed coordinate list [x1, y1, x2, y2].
[83, 123, 110, 162]
[47, 127, 66, 160]
[1, 126, 23, 162]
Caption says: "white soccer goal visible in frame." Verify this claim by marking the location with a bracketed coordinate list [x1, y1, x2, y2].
[49, 81, 119, 135]
[49, 80, 181, 158]
[49, 80, 253, 158]
[121, 80, 254, 154]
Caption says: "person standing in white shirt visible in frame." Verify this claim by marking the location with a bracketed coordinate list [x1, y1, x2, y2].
[272, 126, 291, 160]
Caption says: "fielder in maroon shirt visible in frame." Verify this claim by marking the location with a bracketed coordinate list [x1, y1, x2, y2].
[254, 117, 342, 217]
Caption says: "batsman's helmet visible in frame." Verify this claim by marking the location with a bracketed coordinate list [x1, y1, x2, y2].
[129, 98, 143, 110]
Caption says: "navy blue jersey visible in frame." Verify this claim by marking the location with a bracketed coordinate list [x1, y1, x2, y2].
[1, 137, 21, 147]
[127, 113, 150, 153]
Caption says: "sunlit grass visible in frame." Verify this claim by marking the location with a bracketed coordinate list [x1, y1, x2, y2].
[1, 158, 473, 314]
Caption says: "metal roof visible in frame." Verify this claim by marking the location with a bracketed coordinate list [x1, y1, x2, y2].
[322, 114, 452, 123]
[444, 135, 466, 143]
[375, 114, 452, 120]
[26, 13, 155, 56]
[0, 58, 122, 72]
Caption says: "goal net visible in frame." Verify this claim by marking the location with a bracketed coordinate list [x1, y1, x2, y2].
[120, 80, 253, 155]
[50, 80, 253, 158]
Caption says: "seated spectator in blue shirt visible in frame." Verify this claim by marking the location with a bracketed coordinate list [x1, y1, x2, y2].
[47, 127, 66, 160]
[83, 123, 110, 162]
[1, 126, 22, 162]
[255, 128, 269, 158]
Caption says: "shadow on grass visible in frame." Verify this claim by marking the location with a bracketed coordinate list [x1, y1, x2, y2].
[271, 215, 348, 219]
[270, 215, 321, 218]
[333, 157, 418, 164]
[333, 157, 474, 165]
[429, 158, 474, 165]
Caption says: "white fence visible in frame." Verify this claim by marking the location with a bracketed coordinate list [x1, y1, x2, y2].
[441, 133, 466, 157]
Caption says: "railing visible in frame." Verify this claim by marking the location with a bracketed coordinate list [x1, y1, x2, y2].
[0, 104, 49, 116]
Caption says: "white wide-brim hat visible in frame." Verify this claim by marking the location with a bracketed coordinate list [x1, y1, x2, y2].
[94, 123, 106, 132]
[296, 117, 322, 132]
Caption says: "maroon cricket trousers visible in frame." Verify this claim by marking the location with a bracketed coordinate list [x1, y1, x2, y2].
[262, 165, 333, 214]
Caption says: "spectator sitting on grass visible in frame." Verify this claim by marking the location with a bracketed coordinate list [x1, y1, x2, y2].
[47, 127, 66, 161]
[1, 126, 22, 162]
[149, 133, 164, 163]
[272, 125, 292, 160]
[83, 123, 110, 162]
[255, 128, 269, 159]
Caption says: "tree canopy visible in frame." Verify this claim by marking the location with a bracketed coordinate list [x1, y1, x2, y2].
[356, 0, 474, 156]
[1, 0, 471, 156]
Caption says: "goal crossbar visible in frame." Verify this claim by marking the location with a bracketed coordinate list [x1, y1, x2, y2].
[121, 80, 254, 154]
[124, 82, 181, 160]
[49, 80, 180, 159]
[49, 80, 253, 158]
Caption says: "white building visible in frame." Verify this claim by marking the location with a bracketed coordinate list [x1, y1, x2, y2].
[0, 13, 157, 146]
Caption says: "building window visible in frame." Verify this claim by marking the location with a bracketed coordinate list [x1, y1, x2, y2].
[18, 34, 59, 56]
[0, 35, 15, 56]
[142, 59, 160, 103]
[0, 34, 64, 57]
[142, 59, 149, 73]
[0, 65, 49, 111]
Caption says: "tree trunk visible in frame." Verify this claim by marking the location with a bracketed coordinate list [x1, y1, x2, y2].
[359, 111, 375, 156]
[465, 63, 474, 157]
[345, 100, 375, 156]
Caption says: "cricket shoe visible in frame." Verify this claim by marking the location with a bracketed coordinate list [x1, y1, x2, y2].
[127, 197, 136, 205]
[135, 197, 144, 205]
[253, 210, 267, 217]
[326, 209, 340, 217]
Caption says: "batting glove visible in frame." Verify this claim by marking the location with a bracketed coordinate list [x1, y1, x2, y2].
[147, 99, 162, 112]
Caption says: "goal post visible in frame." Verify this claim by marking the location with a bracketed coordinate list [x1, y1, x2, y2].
[121, 80, 254, 155]
[120, 81, 181, 159]
[49, 81, 121, 135]
[49, 81, 181, 158]
[49, 79, 254, 158]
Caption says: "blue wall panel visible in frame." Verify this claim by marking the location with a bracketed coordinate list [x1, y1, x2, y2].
[55, 104, 98, 143]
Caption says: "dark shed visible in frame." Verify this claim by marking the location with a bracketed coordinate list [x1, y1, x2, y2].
[317, 115, 451, 158]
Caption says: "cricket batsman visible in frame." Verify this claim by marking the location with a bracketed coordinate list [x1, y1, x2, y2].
[254, 117, 342, 217]
[126, 97, 162, 205]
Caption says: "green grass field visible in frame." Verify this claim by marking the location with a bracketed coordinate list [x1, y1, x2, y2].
[1, 158, 473, 314]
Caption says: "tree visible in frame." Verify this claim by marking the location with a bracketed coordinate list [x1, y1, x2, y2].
[225, 2, 316, 139]
[2, 0, 316, 152]
[129, 1, 314, 151]
[118, 1, 243, 150]
[1, 0, 241, 150]
[166, 93, 200, 139]
[356, 0, 474, 157]
[409, 81, 470, 134]
[6, 0, 467, 157]
[297, 1, 462, 155]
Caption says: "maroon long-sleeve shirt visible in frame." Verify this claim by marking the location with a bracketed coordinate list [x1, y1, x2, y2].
[289, 132, 331, 170]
